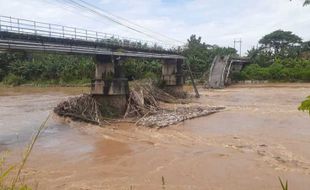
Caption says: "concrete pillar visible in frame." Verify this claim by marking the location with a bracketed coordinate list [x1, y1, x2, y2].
[176, 59, 185, 86]
[161, 59, 185, 97]
[92, 55, 114, 95]
[91, 55, 129, 116]
[162, 59, 184, 86]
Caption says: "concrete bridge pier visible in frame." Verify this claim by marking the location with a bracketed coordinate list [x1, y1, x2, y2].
[91, 55, 129, 116]
[161, 59, 185, 95]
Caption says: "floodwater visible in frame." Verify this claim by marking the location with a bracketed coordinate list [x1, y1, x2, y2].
[0, 84, 309, 190]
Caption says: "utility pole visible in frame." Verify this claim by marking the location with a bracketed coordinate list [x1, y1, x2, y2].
[234, 38, 242, 57]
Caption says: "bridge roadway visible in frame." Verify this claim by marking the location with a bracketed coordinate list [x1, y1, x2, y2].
[0, 16, 184, 60]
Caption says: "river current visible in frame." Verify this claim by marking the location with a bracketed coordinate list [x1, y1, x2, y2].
[0, 84, 309, 190]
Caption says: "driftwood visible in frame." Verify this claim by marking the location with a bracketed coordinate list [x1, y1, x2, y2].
[53, 82, 178, 124]
[54, 94, 103, 125]
[137, 106, 225, 128]
[54, 82, 224, 128]
[124, 82, 178, 118]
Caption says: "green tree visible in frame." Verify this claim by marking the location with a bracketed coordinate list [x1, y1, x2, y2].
[259, 30, 302, 57]
[247, 47, 274, 67]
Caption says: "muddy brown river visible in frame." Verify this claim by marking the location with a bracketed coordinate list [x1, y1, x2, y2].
[0, 84, 309, 190]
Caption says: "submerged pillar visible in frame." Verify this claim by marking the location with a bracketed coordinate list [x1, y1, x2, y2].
[91, 55, 129, 116]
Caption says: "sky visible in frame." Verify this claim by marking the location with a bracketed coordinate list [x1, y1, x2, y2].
[0, 0, 309, 55]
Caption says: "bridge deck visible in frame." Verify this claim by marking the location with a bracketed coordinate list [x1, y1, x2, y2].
[0, 16, 184, 60]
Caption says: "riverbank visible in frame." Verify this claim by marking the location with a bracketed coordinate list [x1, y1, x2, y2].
[229, 82, 310, 88]
[0, 85, 89, 97]
[0, 80, 91, 88]
[0, 83, 309, 189]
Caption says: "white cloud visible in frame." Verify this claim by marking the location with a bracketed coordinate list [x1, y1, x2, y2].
[0, 0, 309, 54]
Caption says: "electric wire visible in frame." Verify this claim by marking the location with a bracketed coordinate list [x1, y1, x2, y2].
[75, 0, 185, 45]
[43, 0, 182, 48]
[64, 0, 170, 44]
[44, 0, 159, 45]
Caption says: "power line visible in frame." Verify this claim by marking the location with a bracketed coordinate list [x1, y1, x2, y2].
[43, 0, 104, 25]
[42, 0, 184, 48]
[75, 0, 185, 45]
[46, 0, 154, 40]
[45, 0, 139, 37]
[73, 0, 184, 44]
[63, 0, 174, 45]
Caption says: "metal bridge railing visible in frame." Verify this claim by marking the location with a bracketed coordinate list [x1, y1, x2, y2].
[0, 15, 182, 53]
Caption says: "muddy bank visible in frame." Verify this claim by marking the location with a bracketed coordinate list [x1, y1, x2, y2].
[0, 84, 310, 190]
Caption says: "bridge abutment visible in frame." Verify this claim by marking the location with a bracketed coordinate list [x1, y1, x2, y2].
[91, 55, 129, 115]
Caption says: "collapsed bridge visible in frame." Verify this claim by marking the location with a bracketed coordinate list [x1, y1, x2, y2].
[208, 55, 250, 89]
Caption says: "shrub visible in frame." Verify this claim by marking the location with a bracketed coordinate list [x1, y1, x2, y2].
[3, 74, 25, 86]
[124, 59, 161, 80]
[301, 70, 310, 81]
[240, 58, 310, 82]
[299, 96, 310, 115]
[0, 53, 95, 85]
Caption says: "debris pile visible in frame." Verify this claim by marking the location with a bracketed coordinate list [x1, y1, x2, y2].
[137, 106, 225, 128]
[124, 82, 178, 117]
[54, 94, 103, 124]
[54, 82, 225, 128]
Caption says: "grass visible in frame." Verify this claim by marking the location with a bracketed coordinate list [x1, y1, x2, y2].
[279, 178, 288, 190]
[2, 74, 25, 87]
[0, 114, 51, 190]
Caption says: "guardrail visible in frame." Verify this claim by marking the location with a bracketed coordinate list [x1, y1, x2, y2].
[0, 15, 182, 53]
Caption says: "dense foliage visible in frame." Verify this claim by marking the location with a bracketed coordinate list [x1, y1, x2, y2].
[235, 58, 310, 82]
[0, 52, 95, 86]
[237, 30, 310, 82]
[0, 51, 163, 86]
[123, 59, 162, 81]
